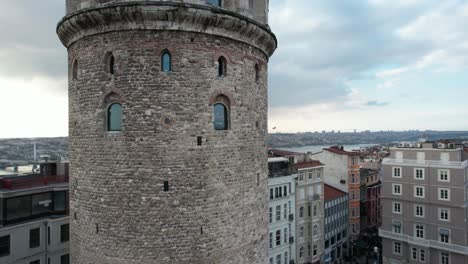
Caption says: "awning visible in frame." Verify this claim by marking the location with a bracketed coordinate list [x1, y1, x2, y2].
[439, 229, 449, 236]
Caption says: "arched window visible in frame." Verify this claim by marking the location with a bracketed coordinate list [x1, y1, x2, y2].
[207, 0, 221, 7]
[218, 56, 227, 77]
[214, 103, 228, 130]
[72, 60, 78, 80]
[255, 63, 260, 82]
[107, 103, 122, 131]
[161, 50, 172, 72]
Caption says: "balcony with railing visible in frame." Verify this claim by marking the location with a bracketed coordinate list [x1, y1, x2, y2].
[379, 229, 468, 255]
[1, 174, 69, 191]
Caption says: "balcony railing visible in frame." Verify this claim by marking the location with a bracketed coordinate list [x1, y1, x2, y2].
[379, 229, 468, 255]
[308, 194, 321, 202]
[383, 158, 468, 169]
[1, 174, 69, 190]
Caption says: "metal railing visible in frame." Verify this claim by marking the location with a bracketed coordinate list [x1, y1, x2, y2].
[379, 229, 468, 255]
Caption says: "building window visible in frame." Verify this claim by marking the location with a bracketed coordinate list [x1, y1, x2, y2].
[392, 202, 402, 214]
[269, 207, 272, 223]
[438, 169, 450, 182]
[317, 170, 322, 179]
[439, 188, 450, 201]
[161, 50, 172, 72]
[270, 189, 273, 200]
[351, 174, 355, 183]
[411, 248, 418, 260]
[439, 228, 449, 243]
[29, 228, 40, 248]
[269, 232, 272, 248]
[276, 230, 281, 246]
[393, 241, 401, 255]
[392, 221, 401, 234]
[420, 249, 425, 262]
[414, 186, 425, 198]
[283, 204, 287, 219]
[313, 244, 318, 256]
[299, 172, 304, 182]
[299, 206, 304, 217]
[299, 247, 304, 258]
[439, 208, 450, 221]
[284, 252, 288, 264]
[392, 184, 402, 195]
[313, 204, 318, 216]
[104, 52, 115, 75]
[207, 0, 221, 7]
[276, 254, 281, 264]
[313, 224, 318, 237]
[30, 260, 40, 264]
[392, 167, 401, 178]
[415, 205, 424, 218]
[440, 252, 450, 264]
[72, 59, 78, 80]
[300, 226, 304, 238]
[284, 228, 287, 244]
[415, 168, 424, 180]
[415, 224, 424, 239]
[276, 205, 281, 221]
[60, 224, 69, 242]
[213, 94, 230, 130]
[270, 258, 273, 264]
[107, 103, 122, 131]
[60, 254, 70, 264]
[218, 56, 227, 77]
[0, 235, 10, 257]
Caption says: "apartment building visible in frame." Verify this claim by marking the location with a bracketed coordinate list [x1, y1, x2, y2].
[324, 184, 349, 264]
[379, 141, 468, 264]
[268, 157, 297, 264]
[309, 146, 361, 242]
[360, 168, 382, 232]
[0, 162, 70, 264]
[295, 161, 325, 264]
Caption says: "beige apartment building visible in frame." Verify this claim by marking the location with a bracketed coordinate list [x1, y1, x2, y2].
[379, 141, 468, 264]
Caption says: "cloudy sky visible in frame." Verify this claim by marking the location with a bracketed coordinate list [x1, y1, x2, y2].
[1, 0, 467, 138]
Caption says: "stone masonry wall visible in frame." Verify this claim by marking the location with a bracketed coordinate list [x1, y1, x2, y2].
[68, 29, 270, 264]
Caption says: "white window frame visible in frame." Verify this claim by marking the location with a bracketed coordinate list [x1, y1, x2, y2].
[414, 168, 425, 180]
[414, 224, 425, 239]
[393, 241, 402, 255]
[299, 172, 304, 182]
[438, 169, 450, 182]
[411, 247, 418, 261]
[392, 202, 402, 214]
[438, 188, 450, 201]
[414, 186, 425, 198]
[438, 208, 450, 222]
[414, 204, 425, 218]
[392, 184, 402, 195]
[392, 167, 402, 178]
[440, 252, 450, 264]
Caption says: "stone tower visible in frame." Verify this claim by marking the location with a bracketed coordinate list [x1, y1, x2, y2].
[57, 1, 276, 263]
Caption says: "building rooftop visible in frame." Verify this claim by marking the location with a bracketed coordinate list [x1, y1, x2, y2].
[268, 157, 289, 163]
[295, 160, 324, 169]
[324, 146, 358, 156]
[268, 148, 302, 157]
[324, 184, 347, 202]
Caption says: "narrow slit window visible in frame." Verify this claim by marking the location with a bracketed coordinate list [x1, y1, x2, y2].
[161, 50, 172, 72]
[255, 64, 260, 82]
[72, 60, 78, 80]
[163, 181, 169, 192]
[218, 56, 227, 77]
[107, 103, 122, 132]
[109, 54, 115, 75]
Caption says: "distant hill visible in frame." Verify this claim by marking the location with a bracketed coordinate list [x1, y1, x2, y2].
[0, 137, 68, 163]
[268, 130, 468, 148]
[1, 131, 467, 162]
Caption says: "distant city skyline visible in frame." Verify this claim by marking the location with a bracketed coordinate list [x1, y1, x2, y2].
[1, 0, 468, 138]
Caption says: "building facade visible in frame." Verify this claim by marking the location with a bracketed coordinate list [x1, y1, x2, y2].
[309, 146, 361, 241]
[268, 157, 297, 264]
[57, 1, 276, 263]
[324, 184, 349, 264]
[0, 162, 70, 264]
[295, 161, 325, 264]
[380, 141, 468, 264]
[360, 168, 382, 232]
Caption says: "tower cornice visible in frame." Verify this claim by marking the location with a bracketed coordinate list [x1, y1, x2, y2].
[57, 1, 277, 57]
